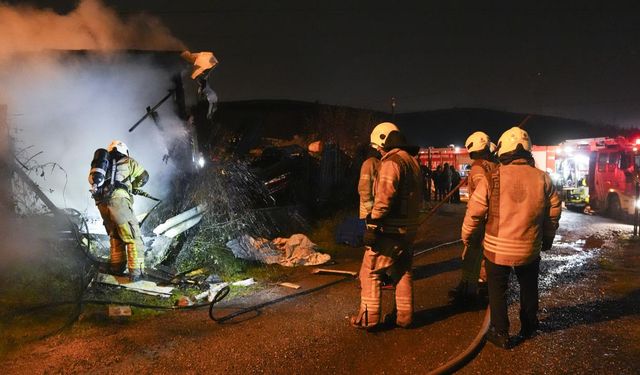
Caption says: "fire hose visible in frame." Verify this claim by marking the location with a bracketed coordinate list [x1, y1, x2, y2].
[417, 178, 491, 374]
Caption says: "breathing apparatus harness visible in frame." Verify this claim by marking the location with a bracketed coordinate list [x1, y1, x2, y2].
[89, 148, 134, 202]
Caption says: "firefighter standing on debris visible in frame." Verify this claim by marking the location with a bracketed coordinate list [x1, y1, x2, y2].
[461, 127, 561, 348]
[449, 131, 498, 302]
[89, 140, 149, 281]
[351, 127, 423, 330]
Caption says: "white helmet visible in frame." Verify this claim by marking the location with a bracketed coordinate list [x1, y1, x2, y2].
[465, 131, 491, 153]
[496, 127, 531, 156]
[370, 122, 399, 149]
[489, 142, 497, 153]
[107, 140, 129, 156]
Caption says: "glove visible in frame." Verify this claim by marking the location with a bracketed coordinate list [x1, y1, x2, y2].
[363, 226, 377, 247]
[365, 213, 382, 228]
[542, 236, 554, 251]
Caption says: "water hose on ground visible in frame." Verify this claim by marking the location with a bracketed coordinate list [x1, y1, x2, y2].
[208, 277, 351, 323]
[427, 308, 491, 375]
[414, 240, 491, 374]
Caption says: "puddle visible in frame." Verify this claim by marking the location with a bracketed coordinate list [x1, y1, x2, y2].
[538, 238, 602, 293]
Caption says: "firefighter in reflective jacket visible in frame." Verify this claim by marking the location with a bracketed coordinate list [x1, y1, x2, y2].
[89, 140, 149, 281]
[351, 129, 423, 330]
[358, 122, 399, 219]
[461, 127, 561, 348]
[449, 131, 498, 302]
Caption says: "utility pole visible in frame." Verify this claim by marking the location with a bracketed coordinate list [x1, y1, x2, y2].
[0, 104, 11, 213]
[390, 96, 396, 121]
[635, 177, 639, 237]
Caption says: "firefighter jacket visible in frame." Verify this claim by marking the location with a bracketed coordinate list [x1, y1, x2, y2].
[461, 159, 561, 266]
[371, 148, 423, 234]
[358, 156, 380, 219]
[110, 157, 148, 201]
[90, 156, 148, 204]
[467, 159, 498, 196]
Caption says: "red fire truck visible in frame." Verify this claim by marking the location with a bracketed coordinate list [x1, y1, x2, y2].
[554, 137, 640, 217]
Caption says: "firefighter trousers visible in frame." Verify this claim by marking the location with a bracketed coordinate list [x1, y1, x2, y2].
[486, 257, 540, 335]
[356, 233, 414, 328]
[97, 197, 145, 276]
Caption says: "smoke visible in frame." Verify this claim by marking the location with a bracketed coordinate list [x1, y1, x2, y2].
[0, 0, 184, 61]
[0, 1, 192, 231]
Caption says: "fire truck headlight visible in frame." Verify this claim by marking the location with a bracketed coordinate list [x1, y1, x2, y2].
[197, 156, 205, 168]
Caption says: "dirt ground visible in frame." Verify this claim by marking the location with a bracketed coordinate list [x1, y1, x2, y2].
[1, 206, 639, 374]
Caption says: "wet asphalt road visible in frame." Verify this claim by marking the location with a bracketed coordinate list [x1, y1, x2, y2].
[1, 206, 639, 374]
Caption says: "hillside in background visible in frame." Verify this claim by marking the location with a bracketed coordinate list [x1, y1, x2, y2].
[396, 108, 638, 147]
[212, 100, 638, 151]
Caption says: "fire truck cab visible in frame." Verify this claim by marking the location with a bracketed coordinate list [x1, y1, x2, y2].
[557, 137, 640, 216]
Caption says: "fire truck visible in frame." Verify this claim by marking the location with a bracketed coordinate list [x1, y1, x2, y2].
[554, 137, 640, 217]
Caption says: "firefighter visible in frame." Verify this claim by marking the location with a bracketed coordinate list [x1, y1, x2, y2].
[461, 127, 561, 348]
[358, 122, 398, 219]
[449, 131, 498, 302]
[351, 129, 423, 330]
[89, 140, 149, 281]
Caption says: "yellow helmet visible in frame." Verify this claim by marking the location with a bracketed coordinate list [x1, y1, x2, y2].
[465, 131, 491, 153]
[496, 127, 531, 156]
[370, 122, 399, 149]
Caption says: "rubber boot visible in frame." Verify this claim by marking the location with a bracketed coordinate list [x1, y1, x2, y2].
[487, 326, 512, 349]
[350, 305, 380, 331]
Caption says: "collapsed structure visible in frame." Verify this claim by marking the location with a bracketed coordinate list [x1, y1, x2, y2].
[2, 49, 343, 295]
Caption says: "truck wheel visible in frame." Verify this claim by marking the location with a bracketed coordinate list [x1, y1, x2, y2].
[606, 194, 623, 219]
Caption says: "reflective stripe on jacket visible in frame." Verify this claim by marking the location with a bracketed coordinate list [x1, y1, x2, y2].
[358, 157, 380, 219]
[371, 148, 423, 234]
[461, 160, 561, 266]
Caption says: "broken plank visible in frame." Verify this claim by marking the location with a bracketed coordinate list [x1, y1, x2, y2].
[96, 273, 174, 297]
[312, 268, 358, 277]
[279, 282, 301, 289]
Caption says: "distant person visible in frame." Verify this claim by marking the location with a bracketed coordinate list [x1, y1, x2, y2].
[351, 129, 422, 330]
[450, 131, 498, 303]
[433, 165, 443, 200]
[442, 162, 452, 199]
[461, 127, 561, 348]
[88, 140, 149, 281]
[449, 165, 461, 203]
[420, 165, 432, 202]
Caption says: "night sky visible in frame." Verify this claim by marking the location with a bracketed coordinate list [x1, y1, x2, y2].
[10, 0, 640, 126]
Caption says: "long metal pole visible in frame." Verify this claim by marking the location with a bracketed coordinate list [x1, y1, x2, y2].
[420, 177, 468, 225]
[128, 90, 174, 132]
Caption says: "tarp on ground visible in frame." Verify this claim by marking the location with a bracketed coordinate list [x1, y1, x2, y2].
[226, 234, 331, 267]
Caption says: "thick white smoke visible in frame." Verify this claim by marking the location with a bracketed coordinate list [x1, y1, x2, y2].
[0, 0, 184, 61]
[0, 1, 192, 235]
